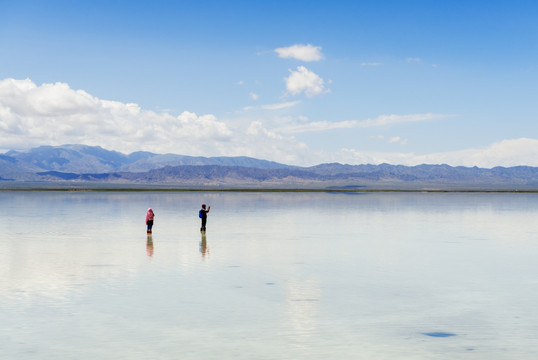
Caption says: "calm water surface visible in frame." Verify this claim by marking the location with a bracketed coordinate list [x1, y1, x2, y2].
[1, 191, 538, 359]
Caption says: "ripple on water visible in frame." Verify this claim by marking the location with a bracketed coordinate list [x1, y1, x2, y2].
[422, 332, 457, 338]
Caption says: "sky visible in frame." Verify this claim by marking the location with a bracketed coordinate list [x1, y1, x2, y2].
[1, 0, 538, 167]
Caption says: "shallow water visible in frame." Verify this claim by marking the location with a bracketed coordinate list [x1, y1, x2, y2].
[1, 191, 538, 359]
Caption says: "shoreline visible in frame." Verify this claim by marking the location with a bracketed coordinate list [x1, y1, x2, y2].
[1, 187, 538, 193]
[2, 180, 538, 193]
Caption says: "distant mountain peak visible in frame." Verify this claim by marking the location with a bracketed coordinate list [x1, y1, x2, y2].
[2, 144, 538, 190]
[0, 144, 290, 177]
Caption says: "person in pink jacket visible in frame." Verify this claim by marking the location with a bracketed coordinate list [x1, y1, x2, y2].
[146, 208, 155, 234]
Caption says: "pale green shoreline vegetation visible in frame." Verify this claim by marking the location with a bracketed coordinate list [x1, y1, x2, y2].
[1, 181, 537, 193]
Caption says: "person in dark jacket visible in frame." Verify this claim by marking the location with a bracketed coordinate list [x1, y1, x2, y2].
[199, 204, 210, 232]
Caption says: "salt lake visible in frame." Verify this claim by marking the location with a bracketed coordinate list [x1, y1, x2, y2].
[1, 191, 538, 359]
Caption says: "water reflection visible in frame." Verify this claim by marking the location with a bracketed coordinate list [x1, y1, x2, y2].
[2, 191, 538, 359]
[146, 235, 154, 258]
[286, 278, 321, 341]
[200, 232, 209, 259]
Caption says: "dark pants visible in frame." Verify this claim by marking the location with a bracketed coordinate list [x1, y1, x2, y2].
[201, 217, 207, 228]
[147, 220, 153, 230]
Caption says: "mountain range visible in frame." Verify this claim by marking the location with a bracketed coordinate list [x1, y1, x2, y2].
[2, 144, 538, 190]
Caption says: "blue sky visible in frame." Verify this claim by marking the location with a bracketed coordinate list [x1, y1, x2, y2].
[1, 0, 538, 166]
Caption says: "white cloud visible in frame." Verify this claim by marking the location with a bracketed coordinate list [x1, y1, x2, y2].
[274, 113, 453, 134]
[0, 78, 315, 164]
[360, 113, 450, 127]
[285, 66, 328, 97]
[3, 78, 538, 169]
[335, 138, 538, 168]
[249, 92, 259, 100]
[261, 100, 301, 110]
[415, 138, 538, 167]
[238, 100, 301, 112]
[406, 57, 421, 63]
[388, 136, 408, 145]
[0, 79, 224, 154]
[274, 44, 323, 62]
[361, 62, 383, 66]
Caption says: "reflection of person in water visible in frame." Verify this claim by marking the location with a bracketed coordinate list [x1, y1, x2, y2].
[199, 204, 210, 232]
[200, 231, 209, 259]
[146, 208, 155, 234]
[146, 235, 154, 257]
